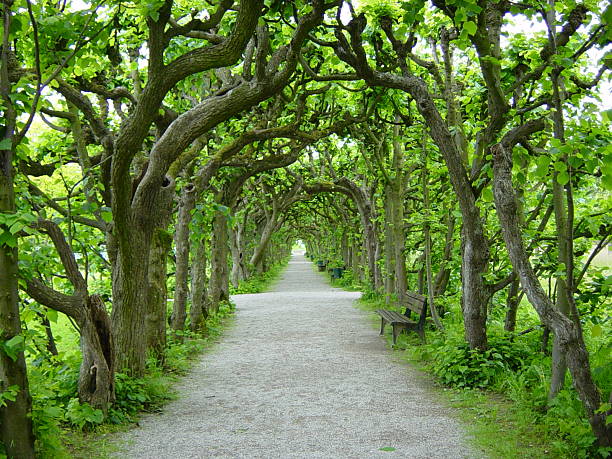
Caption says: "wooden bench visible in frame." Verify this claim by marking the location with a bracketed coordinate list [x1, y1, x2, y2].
[375, 291, 427, 345]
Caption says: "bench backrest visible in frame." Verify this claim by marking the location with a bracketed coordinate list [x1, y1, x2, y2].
[405, 291, 427, 317]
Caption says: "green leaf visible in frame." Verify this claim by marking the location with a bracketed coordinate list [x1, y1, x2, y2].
[590, 323, 602, 338]
[0, 138, 12, 150]
[553, 160, 567, 172]
[9, 15, 24, 34]
[101, 211, 113, 223]
[9, 221, 25, 235]
[557, 170, 569, 185]
[0, 385, 19, 407]
[602, 161, 612, 190]
[0, 231, 17, 248]
[464, 21, 477, 36]
[43, 405, 64, 418]
[535, 156, 551, 177]
[2, 335, 25, 361]
[379, 447, 396, 452]
[481, 188, 493, 202]
[47, 309, 58, 323]
[596, 402, 611, 414]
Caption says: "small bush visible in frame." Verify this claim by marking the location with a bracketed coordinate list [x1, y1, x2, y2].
[429, 334, 532, 389]
[230, 258, 289, 294]
[330, 269, 362, 291]
[65, 398, 104, 430]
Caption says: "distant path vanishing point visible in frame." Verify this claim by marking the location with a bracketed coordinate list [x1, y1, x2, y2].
[113, 254, 479, 458]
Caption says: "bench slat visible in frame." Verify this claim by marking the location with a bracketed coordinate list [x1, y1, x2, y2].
[375, 309, 413, 324]
[405, 291, 426, 315]
[374, 291, 427, 345]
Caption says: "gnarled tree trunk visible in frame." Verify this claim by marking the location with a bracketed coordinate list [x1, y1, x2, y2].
[25, 282, 116, 413]
[172, 184, 196, 331]
[493, 138, 611, 447]
[433, 209, 455, 297]
[0, 5, 35, 453]
[146, 228, 172, 357]
[208, 211, 230, 313]
[190, 235, 208, 331]
[504, 279, 521, 333]
[78, 295, 115, 412]
[111, 176, 175, 375]
[383, 185, 396, 303]
[23, 220, 115, 413]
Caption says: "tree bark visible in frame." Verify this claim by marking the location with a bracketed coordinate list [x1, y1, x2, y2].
[171, 184, 196, 331]
[146, 228, 172, 357]
[422, 153, 444, 330]
[230, 217, 248, 288]
[341, 230, 350, 267]
[0, 236, 35, 459]
[335, 178, 382, 290]
[25, 279, 115, 413]
[433, 209, 455, 296]
[504, 278, 521, 333]
[77, 295, 115, 412]
[459, 223, 490, 350]
[383, 186, 396, 303]
[111, 176, 174, 375]
[208, 211, 230, 313]
[250, 214, 279, 272]
[0, 3, 35, 454]
[111, 221, 153, 375]
[190, 234, 208, 331]
[548, 78, 572, 401]
[390, 181, 408, 307]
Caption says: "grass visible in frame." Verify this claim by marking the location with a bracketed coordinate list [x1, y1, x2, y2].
[49, 314, 80, 355]
[437, 388, 555, 459]
[62, 424, 126, 459]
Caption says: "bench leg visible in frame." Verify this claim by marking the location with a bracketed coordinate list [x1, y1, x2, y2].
[392, 324, 399, 345]
[392, 324, 409, 346]
[380, 318, 386, 335]
[417, 327, 426, 344]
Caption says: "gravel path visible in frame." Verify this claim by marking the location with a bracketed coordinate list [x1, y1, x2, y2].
[112, 254, 479, 458]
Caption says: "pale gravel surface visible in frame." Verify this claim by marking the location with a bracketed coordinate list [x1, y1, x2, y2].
[112, 254, 481, 458]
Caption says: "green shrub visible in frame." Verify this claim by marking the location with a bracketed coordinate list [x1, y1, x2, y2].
[65, 398, 104, 430]
[27, 353, 81, 457]
[108, 372, 151, 423]
[429, 334, 532, 389]
[330, 269, 362, 291]
[230, 257, 289, 294]
[544, 389, 604, 458]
